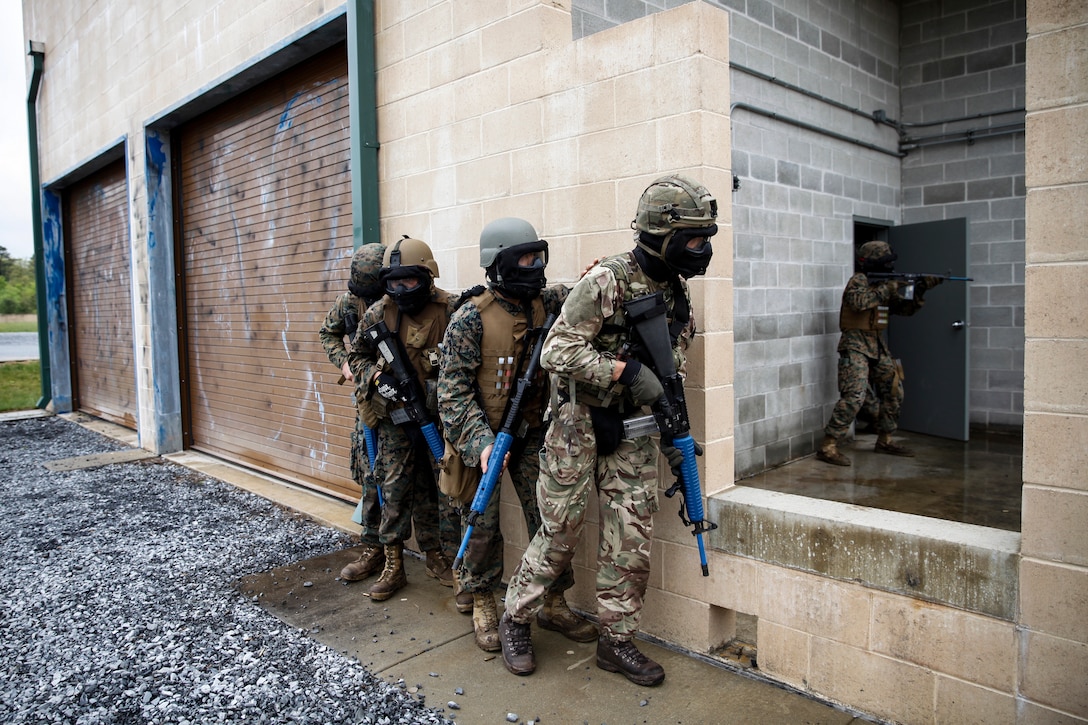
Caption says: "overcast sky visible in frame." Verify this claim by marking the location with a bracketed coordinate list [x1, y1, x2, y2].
[1, 2, 33, 261]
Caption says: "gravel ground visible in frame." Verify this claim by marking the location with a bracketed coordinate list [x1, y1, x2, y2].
[0, 415, 451, 725]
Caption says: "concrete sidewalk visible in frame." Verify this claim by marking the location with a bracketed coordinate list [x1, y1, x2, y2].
[45, 411, 871, 725]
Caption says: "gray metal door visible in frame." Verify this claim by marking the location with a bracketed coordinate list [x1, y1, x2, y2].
[887, 218, 970, 440]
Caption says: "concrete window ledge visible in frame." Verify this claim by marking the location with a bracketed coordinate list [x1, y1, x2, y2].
[708, 486, 1021, 620]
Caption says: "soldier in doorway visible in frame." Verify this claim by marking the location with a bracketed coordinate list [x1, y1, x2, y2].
[438, 217, 597, 653]
[816, 241, 942, 466]
[346, 236, 460, 600]
[318, 243, 387, 582]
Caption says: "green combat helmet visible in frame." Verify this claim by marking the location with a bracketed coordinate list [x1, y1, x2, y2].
[632, 174, 718, 279]
[349, 242, 386, 306]
[479, 217, 549, 300]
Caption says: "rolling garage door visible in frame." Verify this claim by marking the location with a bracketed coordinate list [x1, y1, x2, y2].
[65, 159, 137, 429]
[177, 45, 357, 500]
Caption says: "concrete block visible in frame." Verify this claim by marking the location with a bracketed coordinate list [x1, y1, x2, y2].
[577, 124, 658, 183]
[1022, 412, 1088, 491]
[1027, 0, 1088, 40]
[455, 154, 511, 204]
[1024, 265, 1088, 340]
[934, 675, 1017, 725]
[1026, 107, 1088, 186]
[1024, 339, 1088, 414]
[481, 100, 543, 155]
[510, 138, 579, 195]
[870, 594, 1017, 691]
[1020, 557, 1088, 642]
[428, 34, 481, 87]
[1020, 629, 1088, 719]
[1027, 25, 1088, 110]
[542, 81, 615, 140]
[1023, 484, 1088, 564]
[757, 619, 809, 689]
[641, 588, 718, 652]
[542, 182, 617, 236]
[809, 637, 935, 725]
[401, 3, 452, 59]
[756, 567, 872, 649]
[1026, 187, 1088, 263]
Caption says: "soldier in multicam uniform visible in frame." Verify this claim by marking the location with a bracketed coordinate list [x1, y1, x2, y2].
[318, 243, 387, 582]
[438, 218, 597, 653]
[346, 236, 460, 601]
[498, 175, 717, 687]
[816, 240, 943, 466]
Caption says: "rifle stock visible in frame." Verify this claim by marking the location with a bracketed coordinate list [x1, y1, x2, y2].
[453, 312, 557, 571]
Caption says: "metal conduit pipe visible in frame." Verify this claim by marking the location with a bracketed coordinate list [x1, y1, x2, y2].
[26, 41, 49, 408]
[730, 61, 1025, 155]
[729, 102, 905, 158]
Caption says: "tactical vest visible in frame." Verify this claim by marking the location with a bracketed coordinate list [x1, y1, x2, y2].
[839, 302, 889, 331]
[381, 289, 450, 388]
[563, 251, 688, 408]
[472, 289, 546, 431]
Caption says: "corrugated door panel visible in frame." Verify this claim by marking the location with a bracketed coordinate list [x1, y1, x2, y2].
[178, 45, 356, 501]
[66, 159, 137, 429]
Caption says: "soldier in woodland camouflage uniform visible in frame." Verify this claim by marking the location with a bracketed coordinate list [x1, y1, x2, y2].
[816, 241, 943, 466]
[318, 243, 386, 582]
[346, 236, 460, 601]
[498, 175, 717, 687]
[438, 218, 597, 653]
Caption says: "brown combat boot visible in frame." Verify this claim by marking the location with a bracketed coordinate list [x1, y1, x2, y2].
[815, 434, 851, 466]
[471, 591, 501, 652]
[368, 544, 407, 601]
[875, 432, 915, 457]
[498, 613, 536, 676]
[339, 544, 385, 582]
[454, 580, 473, 614]
[537, 591, 598, 642]
[596, 635, 665, 687]
[425, 549, 455, 587]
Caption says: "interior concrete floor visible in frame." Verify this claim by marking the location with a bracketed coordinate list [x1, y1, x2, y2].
[738, 428, 1024, 532]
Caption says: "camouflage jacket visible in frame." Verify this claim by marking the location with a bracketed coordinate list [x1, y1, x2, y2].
[439, 285, 568, 467]
[318, 291, 366, 371]
[542, 250, 694, 407]
[837, 273, 925, 358]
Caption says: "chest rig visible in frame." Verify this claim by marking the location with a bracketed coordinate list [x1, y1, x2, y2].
[472, 290, 547, 432]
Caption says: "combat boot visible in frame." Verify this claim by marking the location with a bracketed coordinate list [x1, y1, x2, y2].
[471, 591, 501, 652]
[815, 434, 851, 466]
[498, 613, 536, 676]
[875, 432, 915, 457]
[425, 549, 455, 587]
[368, 544, 407, 601]
[596, 635, 665, 687]
[537, 591, 598, 642]
[339, 544, 385, 582]
[454, 580, 473, 614]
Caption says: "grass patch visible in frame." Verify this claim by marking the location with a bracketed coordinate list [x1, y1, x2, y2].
[0, 318, 37, 333]
[0, 361, 41, 412]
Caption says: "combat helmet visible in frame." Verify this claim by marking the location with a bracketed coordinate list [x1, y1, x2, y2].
[380, 235, 439, 314]
[632, 174, 718, 278]
[349, 242, 386, 305]
[479, 217, 549, 300]
[857, 241, 897, 272]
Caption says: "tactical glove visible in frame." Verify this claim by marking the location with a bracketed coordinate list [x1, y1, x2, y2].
[660, 440, 703, 474]
[619, 361, 664, 407]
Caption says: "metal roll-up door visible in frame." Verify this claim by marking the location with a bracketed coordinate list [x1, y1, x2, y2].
[65, 158, 137, 429]
[177, 45, 356, 500]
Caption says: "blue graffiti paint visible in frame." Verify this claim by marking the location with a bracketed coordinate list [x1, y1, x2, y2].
[146, 131, 167, 249]
[278, 92, 303, 131]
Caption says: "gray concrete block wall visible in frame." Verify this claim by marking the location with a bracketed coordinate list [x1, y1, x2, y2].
[899, 0, 1026, 432]
[574, 0, 1026, 477]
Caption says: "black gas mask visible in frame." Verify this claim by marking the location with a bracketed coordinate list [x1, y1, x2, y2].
[664, 225, 716, 279]
[487, 241, 549, 300]
[379, 266, 432, 316]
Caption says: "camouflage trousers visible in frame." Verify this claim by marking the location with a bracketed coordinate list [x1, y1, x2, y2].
[504, 401, 659, 641]
[824, 349, 903, 441]
[350, 404, 381, 547]
[457, 429, 574, 596]
[373, 417, 460, 561]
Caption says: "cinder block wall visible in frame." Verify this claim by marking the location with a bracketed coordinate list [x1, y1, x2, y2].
[1021, 1, 1088, 720]
[899, 0, 1027, 432]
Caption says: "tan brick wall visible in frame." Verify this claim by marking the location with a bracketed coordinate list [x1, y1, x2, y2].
[1022, 0, 1088, 720]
